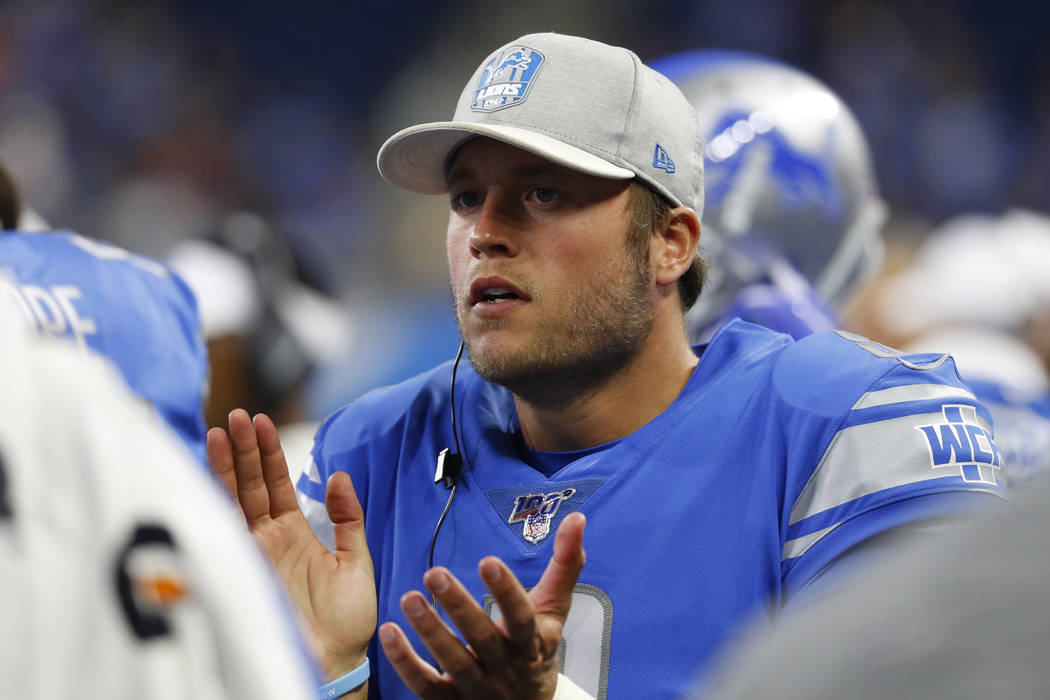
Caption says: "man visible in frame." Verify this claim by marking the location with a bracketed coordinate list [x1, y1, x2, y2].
[0, 302, 319, 699]
[0, 162, 209, 462]
[210, 33, 1005, 699]
[648, 50, 887, 342]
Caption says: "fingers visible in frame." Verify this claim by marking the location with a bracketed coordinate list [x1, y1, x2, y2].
[206, 409, 298, 527]
[206, 426, 237, 499]
[408, 515, 587, 671]
[251, 413, 299, 517]
[384, 516, 587, 698]
[530, 512, 586, 621]
[225, 408, 272, 525]
[477, 557, 537, 658]
[378, 622, 456, 700]
[396, 590, 485, 692]
[425, 567, 508, 673]
[483, 514, 586, 661]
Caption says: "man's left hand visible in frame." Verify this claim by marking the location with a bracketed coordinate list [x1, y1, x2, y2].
[379, 512, 587, 699]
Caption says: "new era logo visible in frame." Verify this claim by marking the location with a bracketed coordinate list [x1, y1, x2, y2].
[653, 144, 675, 173]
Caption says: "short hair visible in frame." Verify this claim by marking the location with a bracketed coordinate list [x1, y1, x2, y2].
[625, 181, 707, 312]
[0, 162, 21, 230]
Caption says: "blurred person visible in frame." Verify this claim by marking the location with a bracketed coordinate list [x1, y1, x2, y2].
[649, 50, 888, 341]
[0, 161, 209, 463]
[210, 33, 1005, 699]
[874, 209, 1050, 488]
[168, 210, 353, 472]
[0, 297, 320, 699]
[693, 466, 1050, 700]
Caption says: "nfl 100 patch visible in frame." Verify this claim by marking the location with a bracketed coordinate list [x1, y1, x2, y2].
[483, 478, 605, 546]
[472, 45, 545, 113]
[508, 487, 576, 544]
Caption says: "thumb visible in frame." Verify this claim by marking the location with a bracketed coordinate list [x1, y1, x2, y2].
[530, 512, 586, 620]
[325, 471, 368, 557]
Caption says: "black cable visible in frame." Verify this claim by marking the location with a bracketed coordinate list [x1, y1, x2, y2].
[427, 482, 458, 573]
[449, 341, 465, 458]
[427, 342, 466, 604]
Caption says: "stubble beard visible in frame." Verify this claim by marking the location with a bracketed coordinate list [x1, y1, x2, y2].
[454, 254, 655, 409]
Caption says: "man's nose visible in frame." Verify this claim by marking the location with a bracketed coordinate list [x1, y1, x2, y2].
[469, 195, 521, 259]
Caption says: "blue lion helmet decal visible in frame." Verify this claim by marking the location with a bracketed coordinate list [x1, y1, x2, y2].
[702, 108, 846, 225]
[472, 45, 545, 113]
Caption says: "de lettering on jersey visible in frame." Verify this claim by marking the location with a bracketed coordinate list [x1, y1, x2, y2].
[0, 278, 97, 351]
[917, 404, 1003, 485]
[508, 488, 576, 544]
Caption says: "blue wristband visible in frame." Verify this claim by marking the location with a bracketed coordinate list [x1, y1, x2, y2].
[318, 658, 370, 699]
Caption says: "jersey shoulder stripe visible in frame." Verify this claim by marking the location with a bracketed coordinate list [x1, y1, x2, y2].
[781, 332, 1005, 577]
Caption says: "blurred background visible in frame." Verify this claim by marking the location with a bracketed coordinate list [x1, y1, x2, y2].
[1, 0, 1047, 423]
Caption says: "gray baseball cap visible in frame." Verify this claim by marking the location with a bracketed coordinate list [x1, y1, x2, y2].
[377, 32, 704, 215]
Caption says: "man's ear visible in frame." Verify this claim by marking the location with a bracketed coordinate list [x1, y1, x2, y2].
[653, 207, 701, 288]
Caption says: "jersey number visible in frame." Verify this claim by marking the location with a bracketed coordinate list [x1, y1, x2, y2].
[114, 523, 182, 640]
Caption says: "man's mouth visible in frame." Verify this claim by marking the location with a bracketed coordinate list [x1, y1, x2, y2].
[479, 288, 522, 303]
[469, 277, 530, 306]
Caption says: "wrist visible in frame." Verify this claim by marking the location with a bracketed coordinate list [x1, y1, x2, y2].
[323, 648, 369, 683]
[318, 656, 369, 699]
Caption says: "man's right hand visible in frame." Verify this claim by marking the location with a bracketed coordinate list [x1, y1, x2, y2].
[207, 409, 377, 684]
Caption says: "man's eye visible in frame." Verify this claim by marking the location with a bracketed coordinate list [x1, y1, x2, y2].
[452, 191, 483, 209]
[530, 187, 559, 204]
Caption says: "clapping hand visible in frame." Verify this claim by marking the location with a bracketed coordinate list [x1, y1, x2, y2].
[379, 512, 587, 699]
[207, 410, 377, 689]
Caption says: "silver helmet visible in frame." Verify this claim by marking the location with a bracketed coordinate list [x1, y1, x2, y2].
[650, 50, 887, 331]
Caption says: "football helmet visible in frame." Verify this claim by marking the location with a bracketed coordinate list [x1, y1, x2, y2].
[650, 50, 887, 334]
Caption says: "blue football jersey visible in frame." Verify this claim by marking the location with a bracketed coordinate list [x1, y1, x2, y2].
[0, 230, 208, 462]
[297, 320, 1005, 699]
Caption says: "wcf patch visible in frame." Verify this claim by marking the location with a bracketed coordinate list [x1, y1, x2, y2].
[916, 404, 1002, 485]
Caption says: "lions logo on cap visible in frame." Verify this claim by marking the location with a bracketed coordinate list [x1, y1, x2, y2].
[472, 45, 545, 113]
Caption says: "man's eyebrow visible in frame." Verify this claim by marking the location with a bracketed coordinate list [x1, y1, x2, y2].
[445, 162, 564, 185]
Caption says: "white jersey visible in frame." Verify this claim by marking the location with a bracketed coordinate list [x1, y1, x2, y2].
[0, 312, 319, 699]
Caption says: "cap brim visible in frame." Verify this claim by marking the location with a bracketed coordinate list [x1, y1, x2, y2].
[377, 122, 635, 194]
